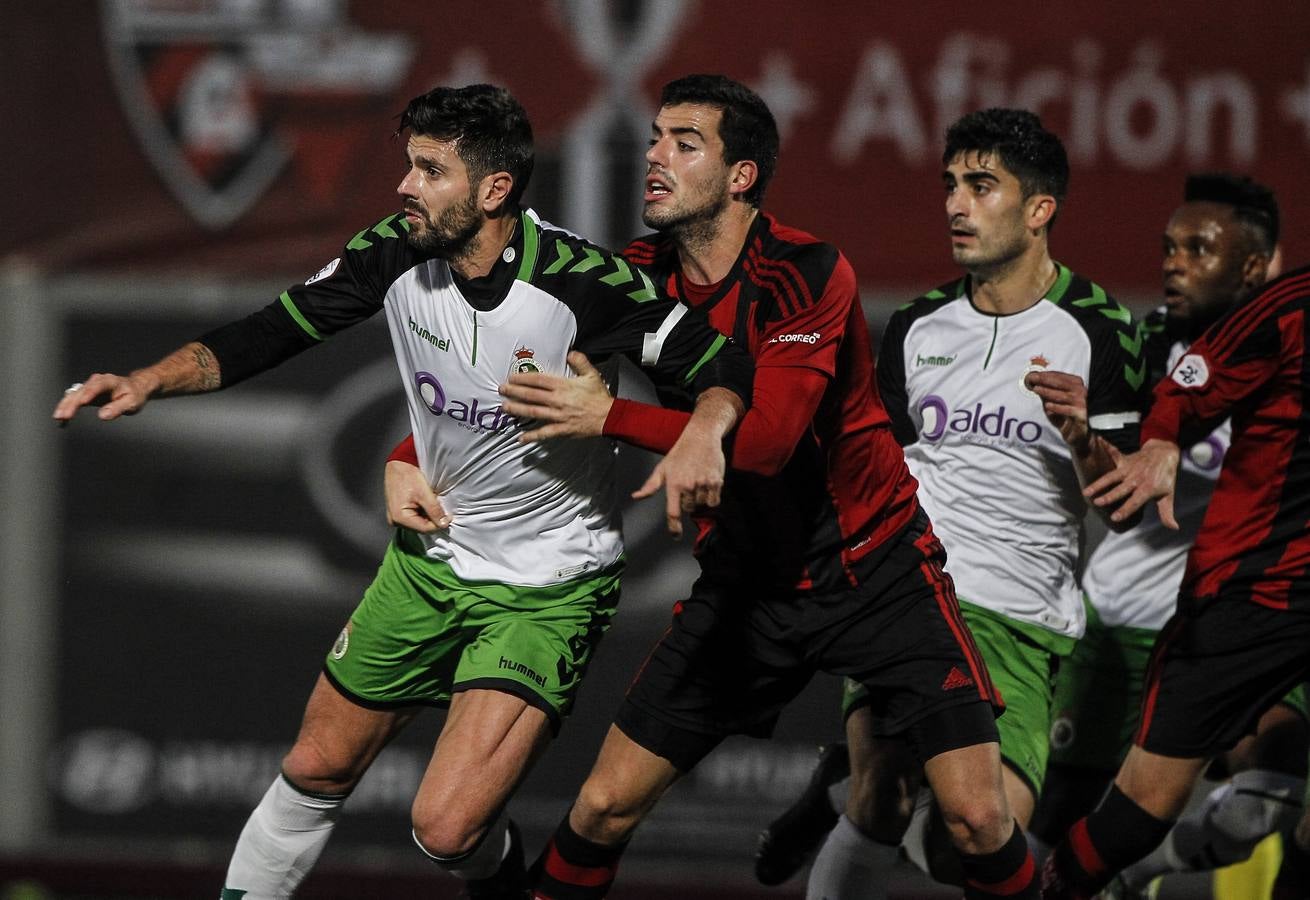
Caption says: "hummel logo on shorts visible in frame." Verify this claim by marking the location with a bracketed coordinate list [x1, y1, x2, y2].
[941, 666, 974, 691]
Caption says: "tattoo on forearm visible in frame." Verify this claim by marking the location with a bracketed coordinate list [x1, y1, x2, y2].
[191, 344, 221, 391]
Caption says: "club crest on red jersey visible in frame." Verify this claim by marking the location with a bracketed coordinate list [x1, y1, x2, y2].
[102, 0, 414, 229]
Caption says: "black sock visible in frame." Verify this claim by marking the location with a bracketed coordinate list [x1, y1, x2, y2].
[1042, 785, 1173, 899]
[530, 814, 626, 899]
[958, 821, 1038, 899]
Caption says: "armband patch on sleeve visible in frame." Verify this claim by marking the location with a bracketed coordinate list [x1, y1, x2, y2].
[1171, 354, 1209, 388]
[641, 303, 689, 366]
[1088, 411, 1142, 430]
[305, 257, 340, 285]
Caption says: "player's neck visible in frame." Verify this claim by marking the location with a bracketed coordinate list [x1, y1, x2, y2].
[969, 246, 1057, 315]
[675, 206, 759, 286]
[449, 212, 518, 281]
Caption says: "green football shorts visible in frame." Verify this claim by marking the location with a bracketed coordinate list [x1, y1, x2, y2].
[1048, 597, 1156, 772]
[1050, 596, 1310, 772]
[843, 599, 1070, 796]
[324, 530, 622, 729]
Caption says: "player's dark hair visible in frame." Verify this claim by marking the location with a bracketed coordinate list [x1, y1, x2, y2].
[943, 108, 1069, 230]
[397, 84, 534, 207]
[1184, 172, 1279, 253]
[660, 74, 779, 207]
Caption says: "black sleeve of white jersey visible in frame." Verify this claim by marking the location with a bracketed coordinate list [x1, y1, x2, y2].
[199, 213, 419, 387]
[875, 307, 918, 447]
[1085, 308, 1146, 455]
[536, 247, 753, 406]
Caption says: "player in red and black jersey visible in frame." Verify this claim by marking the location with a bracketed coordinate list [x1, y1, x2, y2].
[611, 212, 919, 594]
[483, 74, 1040, 900]
[1043, 264, 1310, 898]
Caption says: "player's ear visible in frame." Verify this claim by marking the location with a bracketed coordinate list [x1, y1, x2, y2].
[728, 159, 758, 200]
[1241, 251, 1271, 292]
[1027, 193, 1057, 232]
[479, 171, 514, 213]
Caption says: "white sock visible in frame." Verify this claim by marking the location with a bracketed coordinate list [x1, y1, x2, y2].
[221, 775, 346, 899]
[806, 814, 897, 900]
[412, 811, 510, 881]
[1122, 769, 1305, 888]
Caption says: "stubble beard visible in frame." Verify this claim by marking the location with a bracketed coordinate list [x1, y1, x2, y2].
[407, 192, 483, 261]
[954, 223, 1029, 279]
[642, 176, 730, 255]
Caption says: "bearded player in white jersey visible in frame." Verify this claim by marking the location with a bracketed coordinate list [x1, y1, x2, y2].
[754, 108, 1146, 899]
[52, 84, 753, 900]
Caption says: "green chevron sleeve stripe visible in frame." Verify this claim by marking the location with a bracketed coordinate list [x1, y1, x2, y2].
[1071, 283, 1107, 308]
[371, 216, 400, 240]
[1119, 322, 1144, 357]
[280, 291, 324, 341]
[629, 269, 658, 302]
[543, 240, 574, 274]
[570, 247, 605, 273]
[1100, 304, 1131, 324]
[923, 288, 946, 300]
[1124, 359, 1146, 391]
[601, 257, 636, 287]
[681, 334, 728, 385]
[346, 229, 372, 250]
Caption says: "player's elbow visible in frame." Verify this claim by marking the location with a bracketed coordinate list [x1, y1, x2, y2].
[733, 444, 795, 477]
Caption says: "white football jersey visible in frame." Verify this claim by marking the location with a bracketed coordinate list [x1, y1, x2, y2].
[877, 267, 1145, 639]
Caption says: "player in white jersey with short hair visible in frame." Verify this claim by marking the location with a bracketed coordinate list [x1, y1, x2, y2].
[53, 84, 753, 900]
[1029, 173, 1307, 900]
[754, 109, 1146, 900]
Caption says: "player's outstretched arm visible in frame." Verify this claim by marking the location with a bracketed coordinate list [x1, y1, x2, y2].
[52, 341, 222, 425]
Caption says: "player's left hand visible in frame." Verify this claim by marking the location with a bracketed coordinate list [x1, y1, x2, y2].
[1025, 369, 1090, 452]
[1083, 439, 1180, 528]
[499, 352, 613, 441]
[632, 422, 727, 539]
[384, 459, 451, 532]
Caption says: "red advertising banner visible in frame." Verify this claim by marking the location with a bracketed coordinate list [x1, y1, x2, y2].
[5, 1, 1309, 294]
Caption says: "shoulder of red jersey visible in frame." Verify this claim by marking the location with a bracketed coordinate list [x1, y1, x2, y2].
[744, 213, 854, 314]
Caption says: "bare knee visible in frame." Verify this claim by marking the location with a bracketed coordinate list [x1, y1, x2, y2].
[411, 808, 487, 860]
[572, 774, 647, 845]
[936, 789, 1011, 854]
[281, 739, 365, 796]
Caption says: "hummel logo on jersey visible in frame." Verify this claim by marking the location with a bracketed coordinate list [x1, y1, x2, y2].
[915, 353, 957, 367]
[408, 317, 450, 352]
[941, 666, 974, 691]
[769, 332, 821, 345]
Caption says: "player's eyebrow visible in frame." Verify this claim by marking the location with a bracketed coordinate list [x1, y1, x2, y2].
[959, 170, 999, 186]
[652, 123, 705, 141]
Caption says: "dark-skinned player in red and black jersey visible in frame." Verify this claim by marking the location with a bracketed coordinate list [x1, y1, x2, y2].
[1041, 262, 1310, 899]
[387, 74, 1040, 900]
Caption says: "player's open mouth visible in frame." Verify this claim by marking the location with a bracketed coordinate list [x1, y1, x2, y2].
[645, 177, 672, 201]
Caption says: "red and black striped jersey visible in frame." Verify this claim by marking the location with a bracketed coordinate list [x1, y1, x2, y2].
[1141, 264, 1310, 608]
[609, 212, 923, 592]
